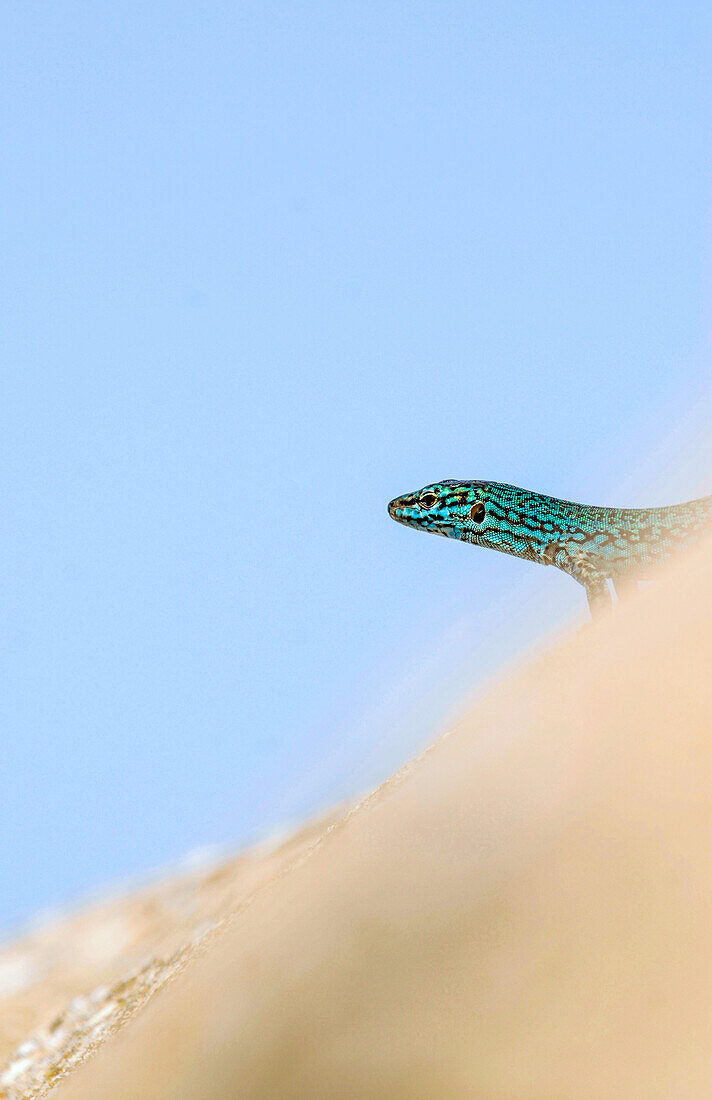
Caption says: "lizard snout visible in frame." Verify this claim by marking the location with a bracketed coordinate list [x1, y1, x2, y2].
[388, 496, 411, 522]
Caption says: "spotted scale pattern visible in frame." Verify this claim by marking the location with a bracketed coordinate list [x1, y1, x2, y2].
[388, 479, 712, 617]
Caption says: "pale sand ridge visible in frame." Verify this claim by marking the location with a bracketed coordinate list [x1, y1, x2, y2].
[2, 536, 712, 1096]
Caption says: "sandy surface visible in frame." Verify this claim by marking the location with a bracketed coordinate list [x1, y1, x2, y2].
[2, 538, 712, 1097]
[0, 811, 347, 1097]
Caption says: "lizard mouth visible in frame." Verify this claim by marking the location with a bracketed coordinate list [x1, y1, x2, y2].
[388, 499, 459, 535]
[388, 496, 466, 538]
[388, 497, 421, 524]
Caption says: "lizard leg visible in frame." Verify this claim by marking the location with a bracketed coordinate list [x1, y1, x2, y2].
[613, 573, 638, 602]
[585, 575, 612, 619]
[557, 547, 612, 619]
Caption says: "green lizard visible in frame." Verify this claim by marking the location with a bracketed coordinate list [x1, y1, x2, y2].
[388, 480, 712, 617]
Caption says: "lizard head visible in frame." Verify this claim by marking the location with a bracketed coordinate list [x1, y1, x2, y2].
[388, 481, 489, 543]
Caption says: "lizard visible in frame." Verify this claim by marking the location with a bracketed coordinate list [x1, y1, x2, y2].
[388, 479, 712, 617]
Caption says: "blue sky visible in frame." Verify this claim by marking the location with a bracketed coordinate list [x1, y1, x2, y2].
[1, 1, 710, 933]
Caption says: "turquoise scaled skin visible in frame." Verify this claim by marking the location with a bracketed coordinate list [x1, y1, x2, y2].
[388, 479, 712, 617]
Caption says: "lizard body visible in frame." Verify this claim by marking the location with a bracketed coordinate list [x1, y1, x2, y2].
[388, 480, 712, 616]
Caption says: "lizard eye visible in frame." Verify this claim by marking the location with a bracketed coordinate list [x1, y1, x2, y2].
[419, 491, 438, 509]
[470, 501, 486, 523]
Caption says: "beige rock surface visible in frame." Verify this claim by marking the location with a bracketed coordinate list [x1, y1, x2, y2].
[3, 538, 712, 1097]
[0, 811, 346, 1097]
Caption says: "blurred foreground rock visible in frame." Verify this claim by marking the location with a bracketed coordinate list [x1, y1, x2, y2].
[3, 539, 712, 1098]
